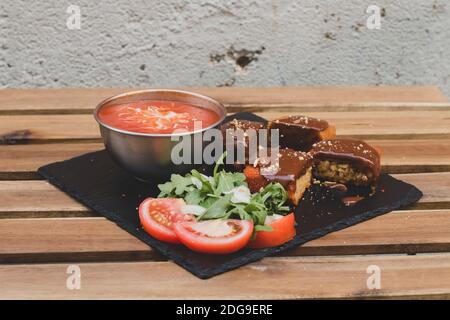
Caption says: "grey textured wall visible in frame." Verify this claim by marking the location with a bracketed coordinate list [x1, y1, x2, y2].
[1, 0, 449, 96]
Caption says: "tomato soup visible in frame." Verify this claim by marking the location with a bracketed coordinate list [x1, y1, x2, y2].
[98, 100, 221, 134]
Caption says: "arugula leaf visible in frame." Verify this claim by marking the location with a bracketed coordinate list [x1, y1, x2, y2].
[259, 183, 290, 215]
[157, 181, 174, 196]
[255, 225, 273, 232]
[190, 176, 202, 189]
[213, 151, 227, 177]
[184, 189, 203, 205]
[157, 152, 291, 235]
[199, 194, 232, 220]
[215, 172, 235, 195]
[249, 208, 267, 226]
[190, 170, 215, 194]
[229, 203, 254, 220]
[231, 172, 246, 184]
[171, 174, 193, 195]
[200, 196, 220, 208]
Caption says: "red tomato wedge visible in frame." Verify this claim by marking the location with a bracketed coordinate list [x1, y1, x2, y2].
[249, 213, 296, 249]
[173, 219, 254, 254]
[138, 198, 193, 244]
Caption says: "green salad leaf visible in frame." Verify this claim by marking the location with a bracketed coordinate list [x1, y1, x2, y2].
[157, 152, 291, 232]
[199, 193, 233, 220]
[255, 225, 273, 232]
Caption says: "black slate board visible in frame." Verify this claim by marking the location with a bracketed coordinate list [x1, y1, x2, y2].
[38, 112, 423, 279]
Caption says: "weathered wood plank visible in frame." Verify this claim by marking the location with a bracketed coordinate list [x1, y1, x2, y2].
[393, 172, 450, 206]
[0, 86, 447, 113]
[227, 102, 450, 113]
[1, 111, 450, 144]
[0, 143, 102, 179]
[1, 253, 449, 299]
[1, 210, 449, 263]
[0, 181, 91, 216]
[0, 115, 99, 142]
[1, 172, 449, 218]
[0, 143, 102, 173]
[375, 139, 450, 173]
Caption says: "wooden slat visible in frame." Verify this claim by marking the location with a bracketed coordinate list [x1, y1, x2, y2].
[0, 144, 102, 172]
[0, 86, 447, 113]
[1, 210, 449, 264]
[1, 172, 449, 218]
[0, 143, 102, 179]
[2, 139, 450, 178]
[0, 88, 127, 113]
[0, 181, 90, 217]
[0, 115, 99, 142]
[373, 139, 450, 173]
[1, 253, 450, 299]
[228, 102, 450, 113]
[393, 172, 450, 206]
[1, 111, 450, 144]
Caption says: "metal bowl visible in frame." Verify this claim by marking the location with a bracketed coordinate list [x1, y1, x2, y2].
[94, 89, 227, 181]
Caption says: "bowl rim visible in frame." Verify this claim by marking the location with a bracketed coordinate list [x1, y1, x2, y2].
[93, 89, 227, 138]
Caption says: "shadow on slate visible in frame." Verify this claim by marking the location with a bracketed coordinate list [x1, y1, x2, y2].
[38, 112, 423, 279]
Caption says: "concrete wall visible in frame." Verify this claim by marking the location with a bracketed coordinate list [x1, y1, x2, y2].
[1, 0, 449, 97]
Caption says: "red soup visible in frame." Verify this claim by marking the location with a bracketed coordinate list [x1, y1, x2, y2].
[98, 100, 221, 134]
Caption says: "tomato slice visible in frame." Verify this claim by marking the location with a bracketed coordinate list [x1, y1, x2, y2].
[138, 198, 193, 244]
[249, 213, 296, 249]
[174, 219, 254, 254]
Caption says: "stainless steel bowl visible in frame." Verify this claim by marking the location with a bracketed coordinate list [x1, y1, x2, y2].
[94, 89, 227, 181]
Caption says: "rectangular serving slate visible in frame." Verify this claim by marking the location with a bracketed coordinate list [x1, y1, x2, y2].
[38, 112, 422, 279]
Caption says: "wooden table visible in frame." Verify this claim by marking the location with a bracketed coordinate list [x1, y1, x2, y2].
[1, 86, 450, 299]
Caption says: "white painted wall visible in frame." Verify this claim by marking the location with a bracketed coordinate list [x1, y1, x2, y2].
[1, 0, 449, 96]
